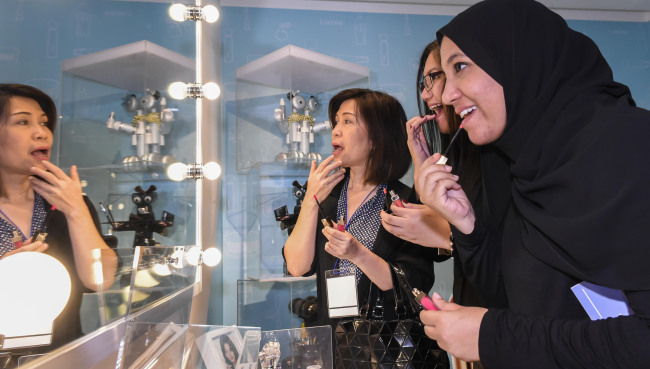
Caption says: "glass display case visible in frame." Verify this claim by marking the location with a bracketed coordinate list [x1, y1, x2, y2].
[258, 326, 333, 369]
[18, 246, 225, 369]
[56, 40, 197, 249]
[237, 275, 317, 331]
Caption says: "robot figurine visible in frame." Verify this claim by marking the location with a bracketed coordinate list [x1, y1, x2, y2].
[274, 91, 331, 161]
[106, 89, 176, 171]
[105, 185, 175, 247]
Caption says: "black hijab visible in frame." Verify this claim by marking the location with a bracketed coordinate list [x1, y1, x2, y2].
[437, 0, 650, 290]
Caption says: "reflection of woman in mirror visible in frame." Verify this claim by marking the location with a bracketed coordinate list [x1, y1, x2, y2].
[220, 335, 239, 369]
[0, 84, 117, 352]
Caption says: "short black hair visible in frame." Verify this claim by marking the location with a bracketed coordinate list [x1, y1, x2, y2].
[0, 83, 57, 132]
[328, 88, 411, 184]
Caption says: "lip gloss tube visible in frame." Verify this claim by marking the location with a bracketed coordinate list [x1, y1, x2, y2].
[337, 217, 345, 232]
[389, 190, 404, 208]
[412, 288, 439, 311]
[11, 230, 23, 249]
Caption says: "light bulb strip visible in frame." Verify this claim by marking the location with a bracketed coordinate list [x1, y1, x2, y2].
[185, 163, 204, 180]
[185, 6, 203, 21]
[186, 83, 204, 99]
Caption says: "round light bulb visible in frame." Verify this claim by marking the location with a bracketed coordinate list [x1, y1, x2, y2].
[167, 162, 187, 181]
[202, 5, 220, 23]
[202, 82, 221, 100]
[169, 4, 186, 22]
[185, 246, 202, 267]
[203, 247, 222, 267]
[203, 162, 222, 180]
[168, 81, 187, 100]
[0, 253, 71, 338]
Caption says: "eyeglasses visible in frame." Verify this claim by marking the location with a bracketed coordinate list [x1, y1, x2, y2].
[418, 71, 444, 92]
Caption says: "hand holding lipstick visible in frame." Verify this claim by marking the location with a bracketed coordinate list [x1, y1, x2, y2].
[322, 222, 363, 262]
[415, 153, 475, 234]
[419, 293, 487, 362]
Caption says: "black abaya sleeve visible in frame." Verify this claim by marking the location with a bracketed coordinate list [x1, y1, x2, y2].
[479, 290, 650, 369]
[451, 218, 508, 308]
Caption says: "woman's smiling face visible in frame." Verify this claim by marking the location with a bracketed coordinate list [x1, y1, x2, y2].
[420, 51, 449, 133]
[440, 36, 507, 146]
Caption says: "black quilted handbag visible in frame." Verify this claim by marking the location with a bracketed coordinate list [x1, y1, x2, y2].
[334, 263, 450, 369]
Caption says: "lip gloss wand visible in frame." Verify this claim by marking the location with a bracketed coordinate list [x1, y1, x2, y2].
[436, 124, 463, 165]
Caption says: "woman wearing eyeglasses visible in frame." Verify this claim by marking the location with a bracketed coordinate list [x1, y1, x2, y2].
[381, 41, 496, 311]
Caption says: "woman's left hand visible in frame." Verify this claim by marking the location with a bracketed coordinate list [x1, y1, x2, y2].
[29, 161, 86, 216]
[0, 241, 49, 259]
[419, 293, 487, 362]
[322, 226, 364, 262]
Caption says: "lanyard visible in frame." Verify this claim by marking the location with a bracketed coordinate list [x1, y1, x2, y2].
[0, 207, 31, 241]
[334, 183, 380, 271]
[343, 184, 379, 229]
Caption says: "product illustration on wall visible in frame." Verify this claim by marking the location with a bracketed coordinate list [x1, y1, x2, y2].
[101, 185, 175, 247]
[273, 91, 331, 162]
[106, 89, 177, 171]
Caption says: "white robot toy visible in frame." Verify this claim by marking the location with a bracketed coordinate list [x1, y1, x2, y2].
[274, 91, 331, 162]
[106, 89, 176, 170]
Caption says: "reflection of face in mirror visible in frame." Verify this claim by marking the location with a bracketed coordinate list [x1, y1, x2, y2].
[0, 83, 118, 360]
[221, 335, 239, 369]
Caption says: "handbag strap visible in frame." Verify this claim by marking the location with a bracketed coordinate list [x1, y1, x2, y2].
[360, 262, 417, 320]
[389, 263, 423, 316]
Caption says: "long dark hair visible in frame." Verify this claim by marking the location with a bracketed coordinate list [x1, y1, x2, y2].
[220, 335, 239, 367]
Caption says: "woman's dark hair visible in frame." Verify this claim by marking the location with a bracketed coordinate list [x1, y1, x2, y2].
[0, 84, 57, 131]
[220, 335, 239, 366]
[328, 88, 411, 185]
[415, 41, 463, 154]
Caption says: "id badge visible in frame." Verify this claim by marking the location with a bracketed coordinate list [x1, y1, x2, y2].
[325, 268, 359, 318]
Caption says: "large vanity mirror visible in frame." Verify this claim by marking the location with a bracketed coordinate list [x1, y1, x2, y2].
[0, 0, 219, 365]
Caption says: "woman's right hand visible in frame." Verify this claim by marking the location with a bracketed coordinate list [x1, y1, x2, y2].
[416, 153, 475, 234]
[380, 202, 451, 248]
[0, 241, 49, 259]
[406, 115, 436, 172]
[306, 155, 346, 203]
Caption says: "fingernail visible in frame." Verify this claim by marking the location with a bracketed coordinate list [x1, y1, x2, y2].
[433, 292, 442, 299]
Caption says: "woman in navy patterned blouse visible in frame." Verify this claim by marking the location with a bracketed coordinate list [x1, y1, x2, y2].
[283, 88, 439, 366]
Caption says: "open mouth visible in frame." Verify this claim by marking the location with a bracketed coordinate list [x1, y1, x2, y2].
[429, 104, 443, 115]
[459, 106, 477, 119]
[332, 144, 343, 154]
[31, 148, 50, 159]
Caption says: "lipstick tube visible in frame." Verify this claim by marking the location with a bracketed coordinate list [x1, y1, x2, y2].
[412, 288, 439, 311]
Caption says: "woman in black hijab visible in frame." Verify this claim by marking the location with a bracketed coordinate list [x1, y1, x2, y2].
[414, 0, 650, 367]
